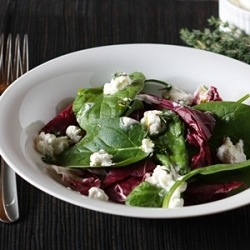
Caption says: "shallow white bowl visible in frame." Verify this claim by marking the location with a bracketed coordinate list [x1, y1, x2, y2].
[219, 0, 250, 34]
[1, 44, 250, 218]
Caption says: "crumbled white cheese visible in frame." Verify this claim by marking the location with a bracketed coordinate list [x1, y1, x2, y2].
[217, 137, 247, 164]
[35, 132, 69, 156]
[141, 138, 154, 154]
[120, 117, 138, 129]
[146, 165, 187, 208]
[163, 86, 193, 105]
[90, 149, 114, 167]
[140, 110, 165, 136]
[122, 97, 131, 102]
[146, 165, 175, 188]
[103, 72, 132, 95]
[66, 125, 83, 143]
[88, 187, 109, 201]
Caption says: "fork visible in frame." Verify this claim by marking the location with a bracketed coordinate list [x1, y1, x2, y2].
[0, 34, 29, 223]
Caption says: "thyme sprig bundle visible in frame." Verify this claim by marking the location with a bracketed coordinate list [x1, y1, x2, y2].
[180, 16, 250, 64]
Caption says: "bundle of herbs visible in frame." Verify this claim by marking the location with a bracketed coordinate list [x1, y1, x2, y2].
[180, 16, 250, 64]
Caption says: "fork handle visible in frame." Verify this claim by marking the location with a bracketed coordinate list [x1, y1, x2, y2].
[0, 158, 19, 222]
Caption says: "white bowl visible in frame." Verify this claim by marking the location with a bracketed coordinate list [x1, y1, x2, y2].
[219, 0, 250, 34]
[1, 44, 250, 218]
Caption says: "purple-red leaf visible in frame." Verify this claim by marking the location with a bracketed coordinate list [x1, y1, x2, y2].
[138, 94, 216, 168]
[41, 104, 78, 136]
[184, 181, 245, 205]
[46, 165, 101, 195]
[192, 86, 222, 105]
[103, 158, 156, 203]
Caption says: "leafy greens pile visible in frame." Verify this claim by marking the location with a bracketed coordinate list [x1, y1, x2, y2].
[37, 71, 250, 208]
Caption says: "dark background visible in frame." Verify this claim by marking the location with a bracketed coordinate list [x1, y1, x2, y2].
[1, 1, 249, 250]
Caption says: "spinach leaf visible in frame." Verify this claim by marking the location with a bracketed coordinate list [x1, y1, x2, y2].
[194, 101, 250, 158]
[56, 117, 150, 167]
[73, 72, 146, 130]
[125, 181, 165, 207]
[72, 87, 103, 116]
[126, 160, 250, 208]
[123, 99, 144, 117]
[162, 159, 250, 208]
[154, 110, 190, 175]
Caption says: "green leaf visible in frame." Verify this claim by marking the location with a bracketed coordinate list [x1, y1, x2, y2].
[72, 87, 103, 116]
[125, 181, 165, 207]
[144, 79, 172, 90]
[154, 110, 190, 175]
[56, 117, 149, 167]
[236, 93, 250, 103]
[73, 72, 146, 130]
[123, 99, 144, 117]
[194, 101, 250, 158]
[163, 159, 250, 208]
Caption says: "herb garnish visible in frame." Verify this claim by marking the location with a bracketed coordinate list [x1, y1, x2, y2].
[180, 16, 250, 64]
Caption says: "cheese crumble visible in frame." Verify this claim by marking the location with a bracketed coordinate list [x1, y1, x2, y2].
[88, 187, 109, 201]
[35, 132, 69, 156]
[217, 137, 247, 164]
[141, 138, 154, 154]
[90, 149, 114, 167]
[103, 72, 132, 95]
[146, 165, 187, 208]
[140, 110, 165, 136]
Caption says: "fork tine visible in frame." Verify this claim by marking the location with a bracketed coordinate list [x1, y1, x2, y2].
[13, 34, 21, 82]
[0, 34, 29, 94]
[4, 34, 12, 86]
[21, 34, 29, 74]
[0, 34, 4, 92]
[0, 34, 4, 75]
[0, 34, 13, 90]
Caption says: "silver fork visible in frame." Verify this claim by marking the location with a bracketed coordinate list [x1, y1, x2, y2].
[0, 34, 29, 223]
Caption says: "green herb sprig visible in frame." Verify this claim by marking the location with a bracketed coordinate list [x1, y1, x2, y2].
[180, 16, 250, 64]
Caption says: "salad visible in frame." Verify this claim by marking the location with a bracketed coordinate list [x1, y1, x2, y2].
[35, 71, 250, 208]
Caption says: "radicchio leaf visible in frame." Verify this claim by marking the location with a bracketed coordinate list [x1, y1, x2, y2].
[137, 94, 216, 168]
[46, 165, 101, 195]
[192, 86, 222, 105]
[103, 158, 156, 203]
[183, 181, 245, 205]
[41, 104, 79, 136]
